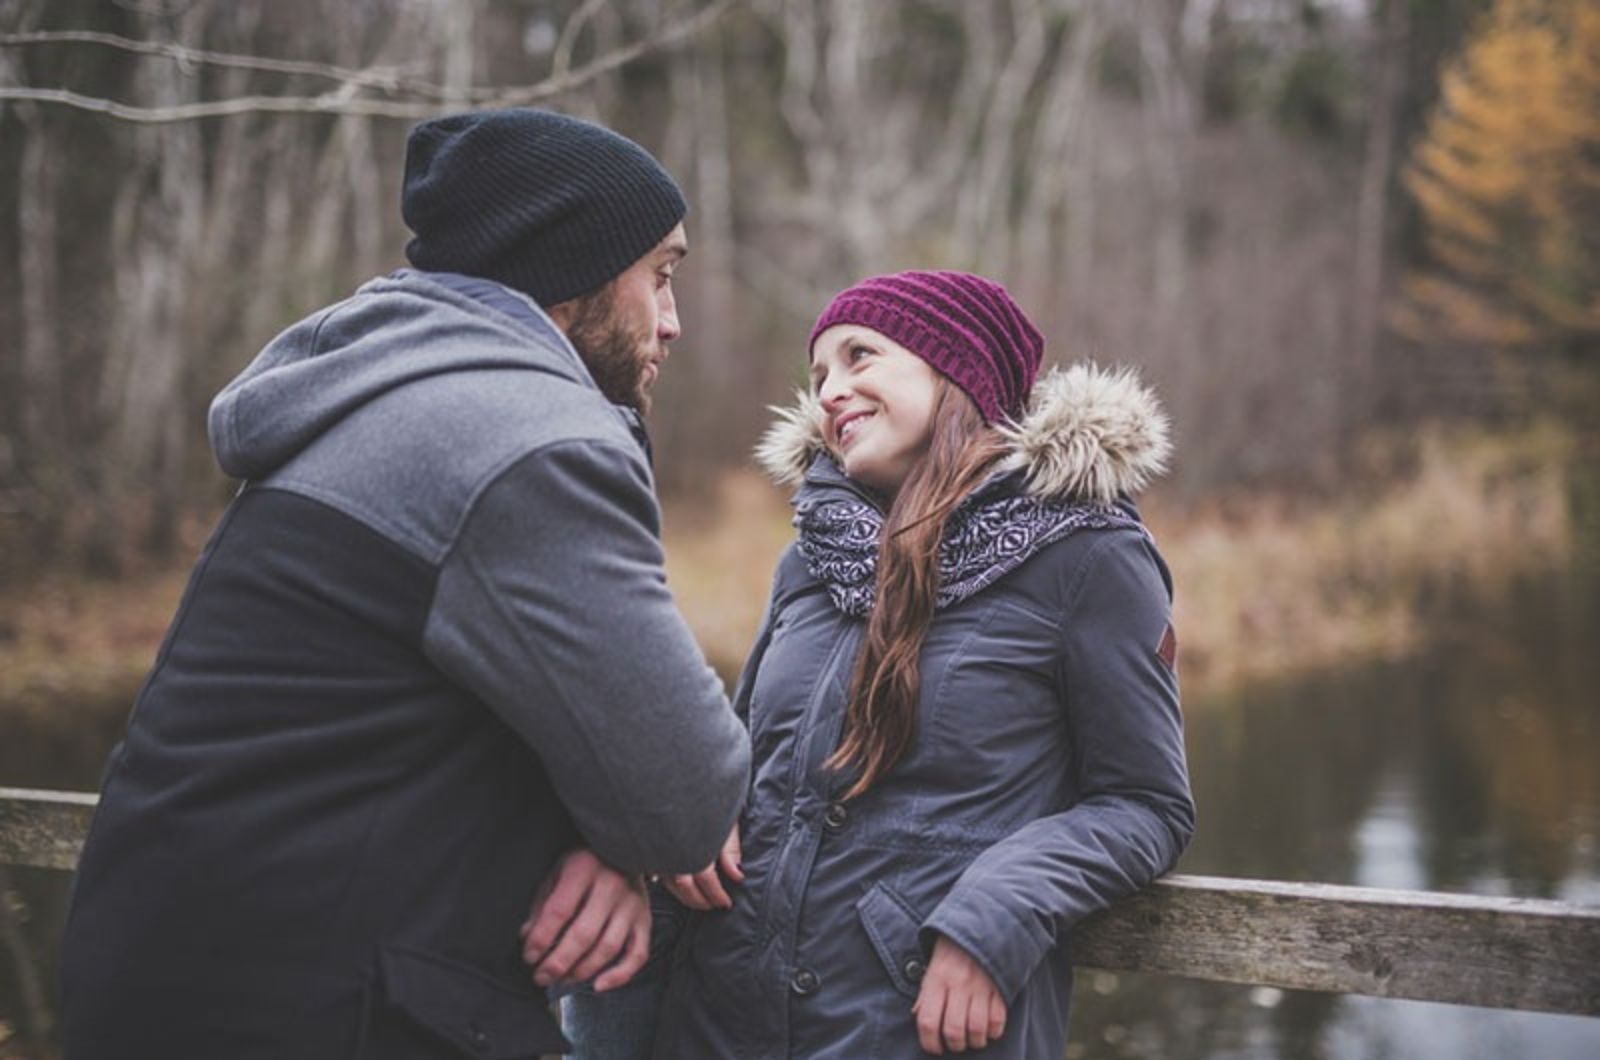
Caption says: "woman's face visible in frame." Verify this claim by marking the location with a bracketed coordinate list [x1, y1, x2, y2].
[810, 325, 941, 495]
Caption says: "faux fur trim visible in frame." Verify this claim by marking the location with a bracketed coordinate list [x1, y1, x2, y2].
[753, 363, 1171, 503]
[998, 363, 1172, 504]
[753, 388, 828, 487]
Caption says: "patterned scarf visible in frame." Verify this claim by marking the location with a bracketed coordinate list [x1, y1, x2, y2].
[794, 474, 1145, 617]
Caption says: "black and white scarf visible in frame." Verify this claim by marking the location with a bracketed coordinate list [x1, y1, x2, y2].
[795, 482, 1145, 617]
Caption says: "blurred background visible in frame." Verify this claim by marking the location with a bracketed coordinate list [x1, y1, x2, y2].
[1, 0, 1597, 1056]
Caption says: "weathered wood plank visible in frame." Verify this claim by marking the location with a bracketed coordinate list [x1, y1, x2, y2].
[0, 787, 98, 871]
[3, 789, 1599, 1016]
[1072, 874, 1600, 1016]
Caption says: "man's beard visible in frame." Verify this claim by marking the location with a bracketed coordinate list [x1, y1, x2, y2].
[564, 285, 655, 414]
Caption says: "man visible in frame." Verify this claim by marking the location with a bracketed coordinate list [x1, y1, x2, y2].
[59, 109, 750, 1059]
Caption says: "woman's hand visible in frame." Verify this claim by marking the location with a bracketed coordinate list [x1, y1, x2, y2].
[662, 824, 743, 910]
[912, 934, 1007, 1054]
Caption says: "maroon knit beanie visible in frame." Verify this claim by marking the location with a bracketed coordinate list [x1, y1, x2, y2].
[808, 270, 1044, 423]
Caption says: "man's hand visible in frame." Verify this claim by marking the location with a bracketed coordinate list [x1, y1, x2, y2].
[519, 847, 650, 992]
[662, 824, 743, 911]
[912, 934, 1008, 1055]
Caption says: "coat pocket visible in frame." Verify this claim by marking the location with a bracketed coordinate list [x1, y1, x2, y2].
[855, 882, 930, 1000]
[375, 944, 570, 1058]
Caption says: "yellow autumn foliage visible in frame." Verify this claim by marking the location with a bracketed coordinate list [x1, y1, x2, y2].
[1395, 0, 1600, 349]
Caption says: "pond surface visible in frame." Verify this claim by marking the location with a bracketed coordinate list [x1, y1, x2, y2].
[2, 572, 1598, 1057]
[1065, 569, 1600, 1059]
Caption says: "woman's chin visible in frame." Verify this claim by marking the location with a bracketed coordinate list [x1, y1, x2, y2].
[843, 458, 904, 497]
[842, 452, 878, 485]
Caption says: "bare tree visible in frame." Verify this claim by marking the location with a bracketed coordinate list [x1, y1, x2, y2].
[1132, 0, 1202, 346]
[1016, 0, 1106, 317]
[95, 10, 206, 558]
[0, 0, 738, 120]
[0, 0, 1452, 584]
[0, 0, 744, 568]
[1348, 0, 1407, 437]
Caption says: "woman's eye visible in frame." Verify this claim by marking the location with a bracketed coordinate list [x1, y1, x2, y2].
[849, 345, 873, 363]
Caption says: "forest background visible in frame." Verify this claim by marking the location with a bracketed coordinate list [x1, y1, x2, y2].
[0, 0, 1597, 710]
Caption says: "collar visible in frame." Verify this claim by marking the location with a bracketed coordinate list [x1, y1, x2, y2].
[404, 269, 654, 467]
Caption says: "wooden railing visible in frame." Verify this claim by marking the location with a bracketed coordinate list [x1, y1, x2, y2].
[3, 786, 1598, 1017]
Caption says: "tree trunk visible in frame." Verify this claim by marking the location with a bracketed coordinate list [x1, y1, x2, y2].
[94, 15, 206, 563]
[1018, 0, 1104, 321]
[957, 0, 1049, 275]
[1348, 0, 1408, 437]
[14, 104, 64, 543]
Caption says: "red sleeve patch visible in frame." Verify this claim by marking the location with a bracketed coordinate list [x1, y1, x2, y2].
[1156, 623, 1178, 674]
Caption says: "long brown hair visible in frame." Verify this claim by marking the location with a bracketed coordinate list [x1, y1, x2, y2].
[825, 379, 1007, 798]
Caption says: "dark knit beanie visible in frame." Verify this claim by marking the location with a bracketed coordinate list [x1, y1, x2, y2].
[402, 108, 687, 306]
[808, 270, 1044, 423]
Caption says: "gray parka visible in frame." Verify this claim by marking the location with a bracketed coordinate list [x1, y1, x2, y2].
[652, 365, 1195, 1059]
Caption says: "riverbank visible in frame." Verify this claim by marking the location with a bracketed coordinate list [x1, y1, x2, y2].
[662, 420, 1588, 700]
[1155, 420, 1585, 699]
[0, 422, 1586, 723]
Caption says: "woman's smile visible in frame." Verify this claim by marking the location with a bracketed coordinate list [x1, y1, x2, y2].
[834, 408, 877, 447]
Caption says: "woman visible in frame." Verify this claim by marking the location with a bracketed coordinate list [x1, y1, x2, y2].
[570, 270, 1193, 1058]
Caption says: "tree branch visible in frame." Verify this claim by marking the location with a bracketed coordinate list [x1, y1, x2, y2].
[553, 0, 612, 81]
[110, 0, 208, 17]
[494, 0, 737, 107]
[0, 30, 431, 96]
[0, 0, 738, 122]
[0, 85, 436, 121]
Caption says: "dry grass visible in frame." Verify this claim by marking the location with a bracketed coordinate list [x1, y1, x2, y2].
[1135, 421, 1576, 699]
[0, 424, 1580, 717]
[0, 567, 189, 721]
[665, 422, 1581, 701]
[661, 472, 796, 680]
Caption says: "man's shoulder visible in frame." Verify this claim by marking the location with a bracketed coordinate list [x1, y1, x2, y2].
[249, 332, 644, 568]
[317, 272, 630, 461]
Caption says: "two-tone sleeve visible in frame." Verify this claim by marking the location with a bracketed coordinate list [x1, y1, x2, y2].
[921, 530, 1195, 1001]
[422, 439, 750, 876]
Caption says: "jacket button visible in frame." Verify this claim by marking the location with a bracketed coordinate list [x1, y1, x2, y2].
[790, 968, 821, 995]
[903, 957, 927, 983]
[823, 802, 848, 832]
[467, 1021, 490, 1052]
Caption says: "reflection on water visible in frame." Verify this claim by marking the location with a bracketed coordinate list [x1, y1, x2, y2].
[1067, 569, 1600, 1059]
[1352, 771, 1426, 891]
[2, 573, 1598, 1057]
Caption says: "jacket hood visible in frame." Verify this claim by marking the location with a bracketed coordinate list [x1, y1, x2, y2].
[209, 272, 588, 480]
[754, 363, 1171, 505]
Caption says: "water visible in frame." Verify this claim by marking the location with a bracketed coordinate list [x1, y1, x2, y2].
[1065, 569, 1600, 1059]
[2, 573, 1597, 1057]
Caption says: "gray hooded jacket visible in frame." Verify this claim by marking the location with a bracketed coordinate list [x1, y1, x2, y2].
[60, 271, 749, 1060]
[652, 365, 1194, 1059]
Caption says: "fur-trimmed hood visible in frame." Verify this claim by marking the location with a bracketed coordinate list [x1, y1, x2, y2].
[754, 363, 1171, 505]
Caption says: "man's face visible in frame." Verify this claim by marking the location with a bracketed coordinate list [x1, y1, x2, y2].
[561, 223, 687, 414]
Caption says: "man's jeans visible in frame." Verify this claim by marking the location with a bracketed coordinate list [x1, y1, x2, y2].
[559, 899, 684, 1060]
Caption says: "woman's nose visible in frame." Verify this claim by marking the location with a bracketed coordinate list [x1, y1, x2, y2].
[818, 376, 851, 410]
